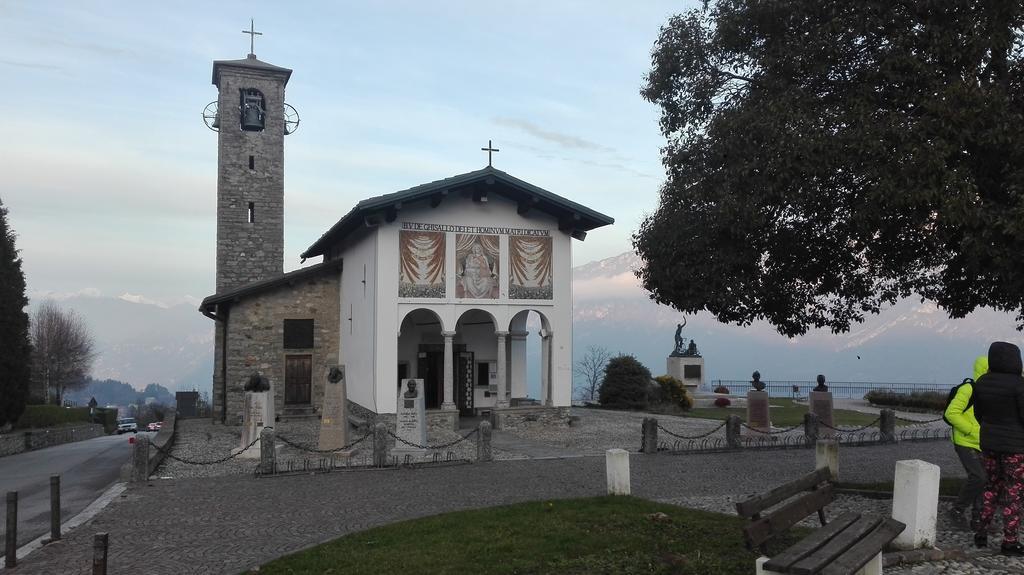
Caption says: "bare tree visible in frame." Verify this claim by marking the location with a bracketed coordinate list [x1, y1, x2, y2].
[31, 301, 97, 405]
[574, 345, 612, 403]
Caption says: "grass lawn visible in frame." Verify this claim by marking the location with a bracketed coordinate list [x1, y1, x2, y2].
[256, 496, 808, 575]
[684, 398, 899, 427]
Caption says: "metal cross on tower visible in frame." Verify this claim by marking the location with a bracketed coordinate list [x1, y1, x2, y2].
[242, 19, 262, 56]
[481, 140, 500, 167]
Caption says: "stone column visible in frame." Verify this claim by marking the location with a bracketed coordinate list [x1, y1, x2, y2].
[606, 449, 631, 495]
[441, 331, 456, 411]
[642, 417, 658, 454]
[496, 331, 509, 408]
[541, 330, 553, 406]
[815, 440, 838, 481]
[879, 409, 896, 443]
[477, 420, 493, 462]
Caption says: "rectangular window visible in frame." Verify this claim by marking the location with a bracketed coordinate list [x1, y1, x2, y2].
[283, 319, 314, 349]
[248, 202, 255, 223]
[683, 365, 702, 379]
[248, 155, 255, 170]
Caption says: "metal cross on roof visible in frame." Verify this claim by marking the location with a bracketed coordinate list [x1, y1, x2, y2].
[242, 19, 262, 57]
[481, 140, 500, 167]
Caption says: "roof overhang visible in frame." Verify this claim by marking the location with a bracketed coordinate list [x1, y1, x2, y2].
[301, 166, 614, 259]
[199, 259, 343, 320]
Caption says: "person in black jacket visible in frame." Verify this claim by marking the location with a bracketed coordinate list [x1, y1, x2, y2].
[973, 341, 1024, 556]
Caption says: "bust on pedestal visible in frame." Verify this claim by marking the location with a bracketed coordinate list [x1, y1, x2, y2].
[809, 374, 835, 438]
[746, 371, 771, 433]
[393, 379, 427, 458]
[318, 365, 349, 451]
[234, 373, 274, 459]
[666, 319, 704, 390]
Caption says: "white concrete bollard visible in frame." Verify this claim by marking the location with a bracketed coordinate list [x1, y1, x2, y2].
[815, 440, 838, 481]
[891, 459, 940, 550]
[606, 448, 630, 495]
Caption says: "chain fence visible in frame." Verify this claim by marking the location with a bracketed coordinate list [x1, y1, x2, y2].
[386, 428, 479, 451]
[275, 428, 373, 454]
[151, 432, 264, 466]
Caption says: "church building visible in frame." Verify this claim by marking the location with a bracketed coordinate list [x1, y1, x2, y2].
[199, 46, 613, 429]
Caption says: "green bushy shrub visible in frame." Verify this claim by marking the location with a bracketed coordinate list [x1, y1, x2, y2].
[598, 355, 653, 410]
[654, 375, 693, 410]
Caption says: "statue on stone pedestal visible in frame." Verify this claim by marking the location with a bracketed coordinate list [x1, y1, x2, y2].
[672, 318, 687, 357]
[813, 374, 828, 392]
[404, 380, 419, 398]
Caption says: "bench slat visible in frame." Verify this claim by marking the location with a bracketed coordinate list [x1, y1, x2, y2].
[737, 468, 832, 518]
[820, 518, 905, 575]
[744, 484, 836, 549]
[763, 511, 861, 572]
[790, 515, 882, 575]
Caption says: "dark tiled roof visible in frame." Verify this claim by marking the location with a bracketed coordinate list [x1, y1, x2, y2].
[212, 54, 293, 87]
[199, 258, 342, 313]
[301, 166, 615, 259]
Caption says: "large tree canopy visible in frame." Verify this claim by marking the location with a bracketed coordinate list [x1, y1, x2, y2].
[635, 1, 1024, 336]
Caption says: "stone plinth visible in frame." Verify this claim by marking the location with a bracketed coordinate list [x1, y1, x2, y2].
[746, 390, 771, 432]
[809, 391, 834, 438]
[667, 356, 704, 389]
[891, 459, 940, 550]
[393, 379, 427, 457]
[815, 439, 838, 481]
[317, 365, 349, 451]
[606, 449, 631, 495]
[235, 391, 273, 459]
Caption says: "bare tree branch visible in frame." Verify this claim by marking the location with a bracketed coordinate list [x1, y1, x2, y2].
[30, 301, 97, 405]
[573, 345, 612, 403]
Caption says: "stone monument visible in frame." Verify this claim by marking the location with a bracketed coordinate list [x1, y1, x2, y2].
[746, 371, 771, 432]
[234, 373, 274, 459]
[317, 365, 349, 451]
[393, 379, 427, 458]
[666, 318, 704, 390]
[809, 374, 835, 438]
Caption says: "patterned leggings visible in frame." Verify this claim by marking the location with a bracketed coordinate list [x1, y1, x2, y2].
[978, 452, 1024, 543]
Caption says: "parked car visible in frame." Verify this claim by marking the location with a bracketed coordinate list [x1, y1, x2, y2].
[147, 422, 162, 432]
[117, 418, 138, 434]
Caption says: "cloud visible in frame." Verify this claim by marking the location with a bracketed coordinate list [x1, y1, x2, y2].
[573, 271, 643, 301]
[494, 117, 614, 152]
[0, 59, 63, 71]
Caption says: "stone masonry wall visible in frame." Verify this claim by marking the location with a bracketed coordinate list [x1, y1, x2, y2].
[216, 66, 287, 293]
[0, 424, 106, 458]
[223, 274, 340, 424]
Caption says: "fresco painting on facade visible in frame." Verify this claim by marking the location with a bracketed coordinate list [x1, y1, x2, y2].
[509, 235, 553, 300]
[399, 230, 446, 298]
[455, 234, 500, 299]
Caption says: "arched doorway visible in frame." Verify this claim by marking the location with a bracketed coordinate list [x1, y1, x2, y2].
[509, 309, 552, 406]
[455, 309, 498, 416]
[398, 308, 445, 409]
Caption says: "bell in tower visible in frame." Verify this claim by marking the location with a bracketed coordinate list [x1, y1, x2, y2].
[240, 88, 266, 131]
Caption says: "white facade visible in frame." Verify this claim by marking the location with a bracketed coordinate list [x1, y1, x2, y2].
[334, 192, 574, 416]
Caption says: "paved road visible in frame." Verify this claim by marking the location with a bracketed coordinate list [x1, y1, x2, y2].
[8, 440, 966, 574]
[0, 433, 137, 549]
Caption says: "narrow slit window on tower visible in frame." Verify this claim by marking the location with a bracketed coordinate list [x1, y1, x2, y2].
[248, 202, 255, 223]
[248, 155, 255, 170]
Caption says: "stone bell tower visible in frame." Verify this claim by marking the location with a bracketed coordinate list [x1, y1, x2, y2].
[209, 43, 293, 293]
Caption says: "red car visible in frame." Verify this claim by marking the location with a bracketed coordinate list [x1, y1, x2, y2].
[147, 422, 162, 432]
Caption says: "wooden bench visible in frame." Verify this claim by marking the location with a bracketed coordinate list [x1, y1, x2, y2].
[735, 468, 905, 575]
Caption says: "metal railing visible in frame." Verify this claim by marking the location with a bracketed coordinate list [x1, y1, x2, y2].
[707, 380, 949, 399]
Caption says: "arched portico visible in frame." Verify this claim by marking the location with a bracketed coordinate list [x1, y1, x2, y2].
[397, 308, 446, 409]
[509, 309, 554, 406]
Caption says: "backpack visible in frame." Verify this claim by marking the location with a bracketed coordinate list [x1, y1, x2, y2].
[942, 378, 975, 426]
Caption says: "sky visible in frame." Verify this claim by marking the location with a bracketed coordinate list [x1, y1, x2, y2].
[0, 1, 695, 305]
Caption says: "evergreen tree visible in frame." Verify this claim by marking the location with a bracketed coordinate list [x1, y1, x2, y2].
[0, 197, 31, 426]
[598, 355, 653, 410]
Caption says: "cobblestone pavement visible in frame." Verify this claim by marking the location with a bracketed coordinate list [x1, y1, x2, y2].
[14, 439, 1013, 575]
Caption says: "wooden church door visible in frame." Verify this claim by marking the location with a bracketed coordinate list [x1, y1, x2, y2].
[285, 355, 312, 404]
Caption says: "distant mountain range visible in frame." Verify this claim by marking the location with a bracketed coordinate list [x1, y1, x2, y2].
[34, 250, 1024, 395]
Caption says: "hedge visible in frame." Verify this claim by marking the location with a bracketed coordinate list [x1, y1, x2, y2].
[863, 390, 946, 412]
[14, 405, 93, 429]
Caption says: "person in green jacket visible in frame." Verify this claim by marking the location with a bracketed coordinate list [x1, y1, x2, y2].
[945, 355, 989, 527]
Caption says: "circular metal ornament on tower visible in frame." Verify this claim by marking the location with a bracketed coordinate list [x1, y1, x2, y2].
[283, 103, 300, 135]
[202, 101, 220, 132]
